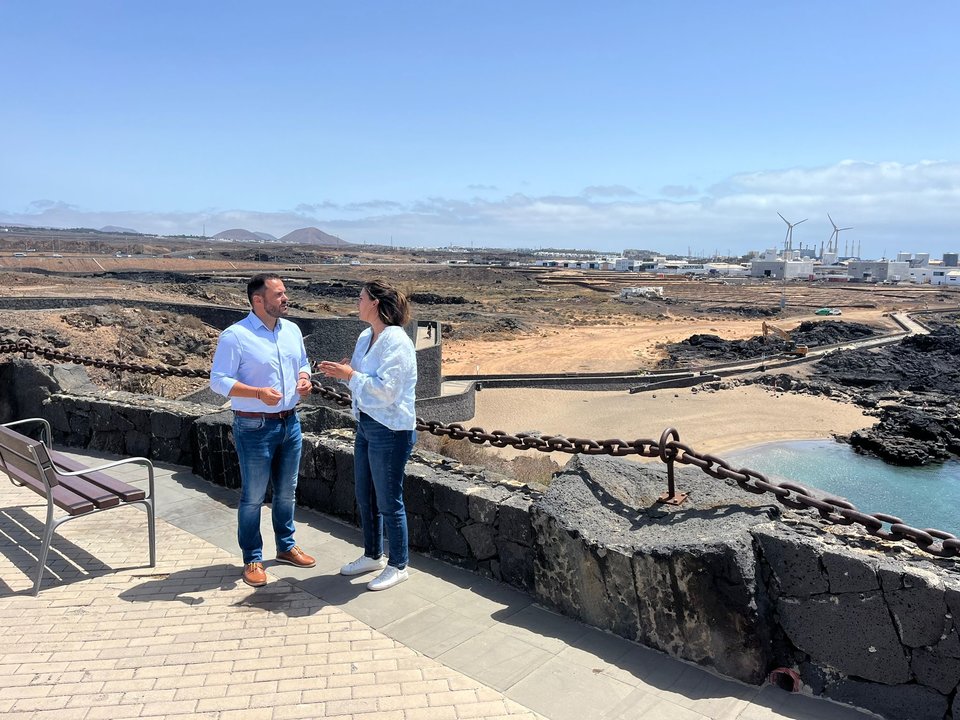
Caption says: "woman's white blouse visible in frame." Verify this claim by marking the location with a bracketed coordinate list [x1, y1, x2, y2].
[347, 325, 417, 431]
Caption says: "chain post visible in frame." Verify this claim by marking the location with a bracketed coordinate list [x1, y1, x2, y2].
[657, 427, 688, 506]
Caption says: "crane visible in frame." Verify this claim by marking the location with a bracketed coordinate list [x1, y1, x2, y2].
[761, 322, 808, 356]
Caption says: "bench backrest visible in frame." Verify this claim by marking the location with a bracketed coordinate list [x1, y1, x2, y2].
[0, 426, 60, 489]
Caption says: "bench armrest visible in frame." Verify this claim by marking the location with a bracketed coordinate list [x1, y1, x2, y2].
[2, 417, 52, 448]
[55, 456, 155, 498]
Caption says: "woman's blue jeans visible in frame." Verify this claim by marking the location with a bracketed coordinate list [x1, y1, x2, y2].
[233, 414, 302, 564]
[354, 413, 415, 569]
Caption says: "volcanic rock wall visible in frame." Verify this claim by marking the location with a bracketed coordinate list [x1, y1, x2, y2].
[2, 358, 958, 720]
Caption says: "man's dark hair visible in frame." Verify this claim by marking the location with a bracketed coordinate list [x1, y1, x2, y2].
[364, 279, 410, 327]
[247, 273, 282, 305]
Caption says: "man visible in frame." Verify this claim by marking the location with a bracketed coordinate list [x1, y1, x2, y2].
[210, 273, 315, 587]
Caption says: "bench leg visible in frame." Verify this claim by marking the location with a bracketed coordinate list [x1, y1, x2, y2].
[28, 496, 156, 595]
[33, 502, 56, 597]
[145, 499, 156, 568]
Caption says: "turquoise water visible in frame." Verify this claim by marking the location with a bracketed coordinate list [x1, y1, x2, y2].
[726, 440, 960, 536]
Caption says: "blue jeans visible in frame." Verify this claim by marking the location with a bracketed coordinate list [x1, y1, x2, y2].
[354, 413, 415, 569]
[233, 414, 302, 563]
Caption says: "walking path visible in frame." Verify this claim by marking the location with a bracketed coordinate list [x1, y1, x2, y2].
[0, 449, 876, 720]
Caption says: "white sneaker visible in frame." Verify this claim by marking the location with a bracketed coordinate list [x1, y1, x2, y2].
[367, 565, 409, 591]
[340, 555, 387, 577]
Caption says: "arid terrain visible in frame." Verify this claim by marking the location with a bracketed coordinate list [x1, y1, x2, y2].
[3, 234, 959, 473]
[2, 252, 950, 382]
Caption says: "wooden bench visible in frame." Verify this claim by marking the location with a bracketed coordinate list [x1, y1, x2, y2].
[0, 418, 156, 595]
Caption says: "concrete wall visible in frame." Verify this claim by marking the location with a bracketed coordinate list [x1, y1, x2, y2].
[414, 338, 443, 399]
[413, 382, 476, 424]
[3, 358, 957, 720]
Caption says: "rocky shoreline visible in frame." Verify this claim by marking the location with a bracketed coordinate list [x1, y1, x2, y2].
[668, 318, 960, 467]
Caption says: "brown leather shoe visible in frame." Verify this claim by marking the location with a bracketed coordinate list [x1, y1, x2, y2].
[242, 562, 267, 587]
[276, 545, 316, 568]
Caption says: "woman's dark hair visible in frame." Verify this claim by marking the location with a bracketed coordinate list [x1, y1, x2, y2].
[364, 279, 410, 327]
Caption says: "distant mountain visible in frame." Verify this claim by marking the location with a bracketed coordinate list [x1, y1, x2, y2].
[253, 231, 277, 242]
[212, 228, 268, 242]
[100, 225, 138, 234]
[279, 227, 348, 246]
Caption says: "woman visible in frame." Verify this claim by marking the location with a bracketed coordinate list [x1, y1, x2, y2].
[319, 280, 418, 591]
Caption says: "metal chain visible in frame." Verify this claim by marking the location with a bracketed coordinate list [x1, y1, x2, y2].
[2, 339, 210, 378]
[2, 338, 356, 404]
[411, 420, 960, 560]
[310, 379, 352, 406]
[4, 339, 958, 559]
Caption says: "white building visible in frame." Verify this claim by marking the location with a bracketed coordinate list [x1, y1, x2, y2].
[652, 261, 709, 276]
[704, 262, 750, 277]
[910, 266, 959, 286]
[812, 262, 850, 282]
[846, 260, 910, 283]
[749, 258, 815, 280]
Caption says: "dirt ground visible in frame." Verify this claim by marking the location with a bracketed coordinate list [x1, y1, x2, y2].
[2, 305, 221, 399]
[4, 250, 959, 487]
[440, 308, 897, 374]
[2, 258, 955, 398]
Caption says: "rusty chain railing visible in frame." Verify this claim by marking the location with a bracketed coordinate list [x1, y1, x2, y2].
[3, 338, 959, 559]
[1, 339, 211, 378]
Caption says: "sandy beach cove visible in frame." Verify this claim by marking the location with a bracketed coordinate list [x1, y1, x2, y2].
[466, 384, 875, 465]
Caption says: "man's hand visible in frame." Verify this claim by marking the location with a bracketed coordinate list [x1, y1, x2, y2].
[296, 375, 312, 397]
[259, 387, 283, 406]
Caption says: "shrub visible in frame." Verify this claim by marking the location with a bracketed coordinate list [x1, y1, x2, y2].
[510, 454, 561, 486]
[416, 432, 560, 486]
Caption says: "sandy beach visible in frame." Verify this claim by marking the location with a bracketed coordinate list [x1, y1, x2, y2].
[465, 384, 875, 465]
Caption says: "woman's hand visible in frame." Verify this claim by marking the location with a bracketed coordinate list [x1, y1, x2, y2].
[318, 359, 354, 382]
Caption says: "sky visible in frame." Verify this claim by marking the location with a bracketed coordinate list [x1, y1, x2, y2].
[2, 1, 960, 258]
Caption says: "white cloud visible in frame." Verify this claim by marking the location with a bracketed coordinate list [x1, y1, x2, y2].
[660, 184, 698, 198]
[28, 200, 79, 212]
[582, 185, 638, 198]
[3, 160, 959, 256]
[713, 160, 960, 198]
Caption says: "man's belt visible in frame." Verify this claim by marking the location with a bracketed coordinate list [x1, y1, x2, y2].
[233, 409, 297, 420]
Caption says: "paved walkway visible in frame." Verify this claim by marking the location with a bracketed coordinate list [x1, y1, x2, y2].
[0, 449, 877, 720]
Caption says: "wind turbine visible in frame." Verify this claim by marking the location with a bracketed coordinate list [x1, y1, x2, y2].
[827, 214, 853, 256]
[778, 212, 806, 253]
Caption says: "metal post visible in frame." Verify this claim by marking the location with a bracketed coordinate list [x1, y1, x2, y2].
[657, 427, 688, 505]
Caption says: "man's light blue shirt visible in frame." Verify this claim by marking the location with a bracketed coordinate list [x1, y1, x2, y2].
[347, 325, 417, 431]
[210, 312, 310, 412]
